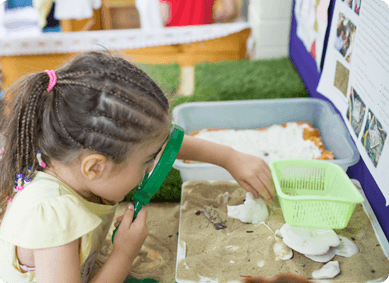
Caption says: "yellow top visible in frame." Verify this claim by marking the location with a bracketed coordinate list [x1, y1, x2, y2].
[0, 172, 117, 283]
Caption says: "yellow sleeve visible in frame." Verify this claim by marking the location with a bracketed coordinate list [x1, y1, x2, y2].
[0, 194, 101, 249]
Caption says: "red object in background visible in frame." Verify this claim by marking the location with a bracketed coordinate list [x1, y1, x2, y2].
[161, 0, 215, 27]
[310, 40, 316, 60]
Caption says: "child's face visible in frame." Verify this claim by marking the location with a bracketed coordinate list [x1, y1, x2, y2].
[91, 130, 170, 202]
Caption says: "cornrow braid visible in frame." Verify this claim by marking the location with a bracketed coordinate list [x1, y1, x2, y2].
[58, 69, 168, 112]
[16, 103, 23, 175]
[54, 88, 83, 148]
[20, 101, 28, 175]
[100, 70, 166, 109]
[57, 79, 163, 121]
[24, 80, 47, 177]
[74, 124, 139, 143]
[112, 60, 170, 110]
[1, 51, 171, 209]
[90, 109, 145, 130]
[94, 54, 169, 109]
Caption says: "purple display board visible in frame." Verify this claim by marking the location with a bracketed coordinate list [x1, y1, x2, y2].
[289, 0, 389, 241]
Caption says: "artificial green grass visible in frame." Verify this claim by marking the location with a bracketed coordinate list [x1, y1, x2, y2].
[139, 57, 309, 202]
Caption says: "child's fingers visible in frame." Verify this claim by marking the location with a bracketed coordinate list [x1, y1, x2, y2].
[114, 203, 133, 227]
[115, 215, 124, 226]
[241, 178, 272, 202]
[119, 204, 135, 229]
[131, 207, 149, 239]
[257, 162, 275, 197]
[132, 207, 148, 225]
[261, 174, 276, 200]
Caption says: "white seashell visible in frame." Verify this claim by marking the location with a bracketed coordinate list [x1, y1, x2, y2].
[280, 224, 340, 255]
[312, 261, 341, 279]
[257, 261, 265, 267]
[334, 236, 359, 257]
[274, 237, 293, 261]
[304, 246, 337, 262]
[227, 192, 269, 225]
[216, 192, 229, 205]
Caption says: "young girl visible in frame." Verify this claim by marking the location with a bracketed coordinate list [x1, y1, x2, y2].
[0, 51, 274, 283]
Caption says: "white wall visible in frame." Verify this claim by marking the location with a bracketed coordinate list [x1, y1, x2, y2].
[248, 0, 293, 59]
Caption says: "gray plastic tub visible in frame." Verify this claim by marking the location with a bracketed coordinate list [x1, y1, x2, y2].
[172, 98, 360, 182]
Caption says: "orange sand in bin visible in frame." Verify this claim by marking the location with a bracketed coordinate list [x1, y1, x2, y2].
[176, 181, 389, 283]
[185, 122, 334, 163]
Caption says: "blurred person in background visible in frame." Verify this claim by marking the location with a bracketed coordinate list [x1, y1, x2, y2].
[158, 0, 237, 27]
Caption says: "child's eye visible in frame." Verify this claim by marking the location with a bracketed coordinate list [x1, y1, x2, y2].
[146, 157, 156, 164]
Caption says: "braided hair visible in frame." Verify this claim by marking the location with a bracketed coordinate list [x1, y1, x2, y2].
[0, 51, 171, 216]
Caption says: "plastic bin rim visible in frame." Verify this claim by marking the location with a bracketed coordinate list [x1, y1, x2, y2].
[174, 158, 353, 169]
[172, 98, 360, 169]
[172, 97, 330, 112]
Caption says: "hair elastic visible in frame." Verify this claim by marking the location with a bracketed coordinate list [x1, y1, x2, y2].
[16, 173, 24, 192]
[44, 70, 57, 92]
[37, 151, 46, 168]
[24, 166, 32, 184]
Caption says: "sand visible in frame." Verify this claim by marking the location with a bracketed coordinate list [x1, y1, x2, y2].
[90, 202, 181, 282]
[177, 181, 389, 282]
[91, 181, 389, 283]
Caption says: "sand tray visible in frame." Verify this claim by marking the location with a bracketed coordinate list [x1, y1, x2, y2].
[175, 181, 389, 283]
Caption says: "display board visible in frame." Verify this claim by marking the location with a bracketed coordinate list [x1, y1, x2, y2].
[289, 0, 389, 243]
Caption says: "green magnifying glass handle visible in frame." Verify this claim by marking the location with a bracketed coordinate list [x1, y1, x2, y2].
[111, 124, 184, 244]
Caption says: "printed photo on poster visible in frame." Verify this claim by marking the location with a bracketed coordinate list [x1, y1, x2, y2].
[334, 13, 356, 63]
[361, 110, 387, 167]
[342, 0, 362, 14]
[347, 87, 366, 137]
[341, 0, 354, 9]
[334, 60, 349, 96]
[354, 0, 361, 15]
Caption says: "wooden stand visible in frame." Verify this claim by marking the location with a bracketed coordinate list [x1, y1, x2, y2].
[1, 28, 250, 92]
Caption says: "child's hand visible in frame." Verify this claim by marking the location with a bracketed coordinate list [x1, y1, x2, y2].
[112, 204, 149, 261]
[224, 150, 275, 202]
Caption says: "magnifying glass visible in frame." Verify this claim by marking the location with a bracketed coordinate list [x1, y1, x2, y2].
[112, 124, 184, 243]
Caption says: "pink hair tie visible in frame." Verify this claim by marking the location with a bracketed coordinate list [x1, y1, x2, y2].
[44, 70, 57, 92]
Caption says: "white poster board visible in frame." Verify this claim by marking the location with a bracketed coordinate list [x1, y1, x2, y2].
[317, 0, 389, 205]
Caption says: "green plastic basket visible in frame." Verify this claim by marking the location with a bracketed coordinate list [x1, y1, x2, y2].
[269, 159, 364, 229]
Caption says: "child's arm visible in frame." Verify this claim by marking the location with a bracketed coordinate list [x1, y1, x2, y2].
[176, 135, 275, 202]
[34, 239, 134, 283]
[91, 204, 148, 283]
[34, 204, 147, 283]
[34, 240, 82, 283]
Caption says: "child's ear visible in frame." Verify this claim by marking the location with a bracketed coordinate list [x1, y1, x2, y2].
[81, 154, 108, 180]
